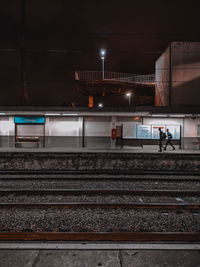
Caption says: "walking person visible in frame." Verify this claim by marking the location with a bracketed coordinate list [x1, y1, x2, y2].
[164, 129, 175, 151]
[158, 127, 166, 152]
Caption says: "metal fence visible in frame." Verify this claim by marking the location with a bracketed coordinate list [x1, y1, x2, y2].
[75, 71, 155, 84]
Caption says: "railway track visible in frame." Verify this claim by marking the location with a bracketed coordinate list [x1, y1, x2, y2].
[0, 170, 200, 175]
[0, 232, 200, 242]
[0, 189, 200, 196]
[1, 176, 200, 182]
[0, 171, 199, 242]
[1, 189, 199, 205]
[0, 170, 200, 182]
[0, 202, 199, 209]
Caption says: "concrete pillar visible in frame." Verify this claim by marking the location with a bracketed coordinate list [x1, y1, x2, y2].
[9, 116, 15, 147]
[45, 117, 50, 147]
[78, 116, 84, 148]
[111, 116, 117, 149]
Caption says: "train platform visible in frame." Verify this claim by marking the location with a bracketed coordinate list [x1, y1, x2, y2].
[0, 243, 199, 267]
[0, 147, 199, 172]
[0, 147, 199, 154]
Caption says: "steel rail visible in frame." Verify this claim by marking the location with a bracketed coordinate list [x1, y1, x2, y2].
[0, 203, 199, 209]
[0, 232, 200, 241]
[0, 170, 199, 176]
[1, 177, 200, 182]
[0, 189, 200, 196]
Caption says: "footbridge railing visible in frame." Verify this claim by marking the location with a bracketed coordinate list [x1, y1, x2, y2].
[75, 71, 155, 85]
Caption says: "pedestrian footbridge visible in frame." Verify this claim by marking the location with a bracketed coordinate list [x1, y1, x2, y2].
[75, 71, 155, 86]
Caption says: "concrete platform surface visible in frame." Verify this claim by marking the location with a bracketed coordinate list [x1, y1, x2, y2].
[0, 250, 200, 267]
[0, 147, 200, 154]
[0, 242, 200, 250]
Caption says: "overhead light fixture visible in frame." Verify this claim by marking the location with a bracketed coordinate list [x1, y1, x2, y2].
[168, 114, 186, 118]
[126, 92, 131, 107]
[100, 49, 106, 80]
[62, 113, 79, 116]
[45, 113, 61, 116]
[98, 103, 103, 108]
[0, 113, 6, 115]
[151, 114, 168, 117]
[100, 49, 106, 58]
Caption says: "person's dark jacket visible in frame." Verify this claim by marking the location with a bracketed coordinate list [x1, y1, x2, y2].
[159, 130, 166, 140]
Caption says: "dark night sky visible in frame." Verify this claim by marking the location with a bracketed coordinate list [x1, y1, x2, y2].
[0, 0, 200, 107]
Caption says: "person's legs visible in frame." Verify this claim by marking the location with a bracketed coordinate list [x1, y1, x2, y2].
[164, 140, 169, 150]
[169, 139, 175, 150]
[159, 140, 162, 151]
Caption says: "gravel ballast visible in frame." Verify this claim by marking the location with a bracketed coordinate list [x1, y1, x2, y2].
[0, 180, 200, 190]
[0, 173, 199, 234]
[0, 208, 199, 232]
[0, 193, 199, 204]
[0, 174, 200, 180]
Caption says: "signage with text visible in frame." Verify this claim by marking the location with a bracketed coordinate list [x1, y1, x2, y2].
[14, 117, 45, 124]
[137, 125, 151, 139]
[152, 125, 165, 139]
[123, 124, 137, 139]
[166, 125, 180, 139]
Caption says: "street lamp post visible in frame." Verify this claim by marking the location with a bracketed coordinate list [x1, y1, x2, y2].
[100, 49, 106, 80]
[126, 93, 131, 107]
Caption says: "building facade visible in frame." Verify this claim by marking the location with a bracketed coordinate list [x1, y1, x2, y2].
[155, 42, 200, 107]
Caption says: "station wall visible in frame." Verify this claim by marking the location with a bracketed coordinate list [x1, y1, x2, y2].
[0, 116, 14, 147]
[183, 117, 200, 149]
[0, 114, 199, 149]
[84, 116, 111, 148]
[45, 116, 82, 147]
[143, 117, 183, 126]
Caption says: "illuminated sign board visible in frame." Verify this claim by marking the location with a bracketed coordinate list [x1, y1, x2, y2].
[137, 125, 151, 139]
[120, 124, 181, 140]
[152, 125, 165, 139]
[123, 124, 137, 139]
[166, 125, 180, 139]
[14, 117, 45, 124]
